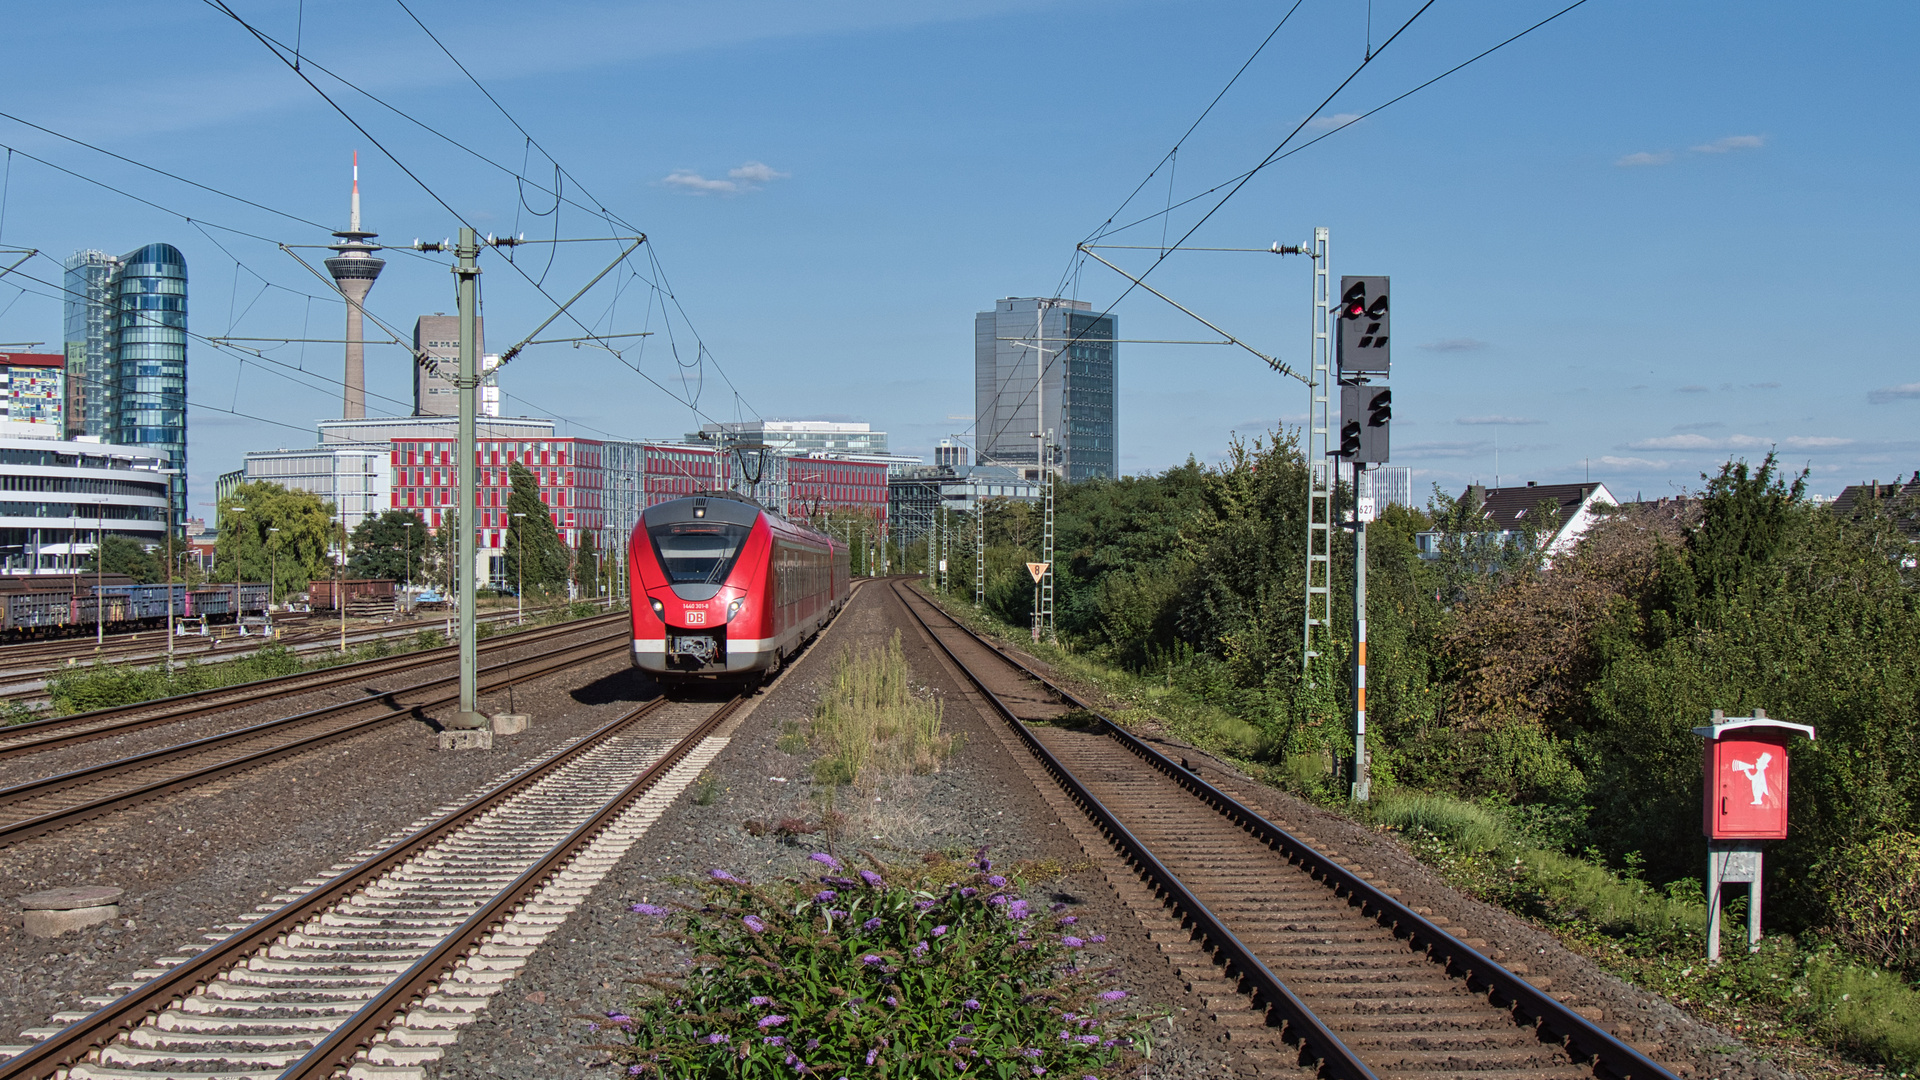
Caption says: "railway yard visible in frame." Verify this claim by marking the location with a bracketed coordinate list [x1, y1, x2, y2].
[0, 583, 1799, 1080]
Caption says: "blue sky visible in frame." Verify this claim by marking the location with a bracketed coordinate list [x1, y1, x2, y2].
[1, 0, 1914, 513]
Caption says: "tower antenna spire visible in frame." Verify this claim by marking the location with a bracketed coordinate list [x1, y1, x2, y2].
[327, 150, 383, 420]
[350, 150, 361, 233]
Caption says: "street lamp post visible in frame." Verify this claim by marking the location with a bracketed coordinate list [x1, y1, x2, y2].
[94, 500, 105, 646]
[227, 505, 247, 637]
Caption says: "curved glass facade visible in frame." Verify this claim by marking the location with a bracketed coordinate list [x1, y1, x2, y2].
[111, 243, 187, 526]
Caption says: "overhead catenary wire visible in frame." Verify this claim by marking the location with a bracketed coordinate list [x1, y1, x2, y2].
[992, 0, 1594, 459]
[203, 0, 755, 434]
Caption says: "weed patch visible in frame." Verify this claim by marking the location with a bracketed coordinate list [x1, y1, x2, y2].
[809, 632, 953, 786]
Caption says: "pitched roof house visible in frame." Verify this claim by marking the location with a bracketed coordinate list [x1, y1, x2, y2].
[1415, 480, 1618, 561]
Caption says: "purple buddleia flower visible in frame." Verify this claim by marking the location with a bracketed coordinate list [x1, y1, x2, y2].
[815, 889, 837, 902]
[763, 1036, 786, 1047]
[804, 1039, 819, 1051]
[1020, 1047, 1044, 1058]
[1087, 934, 1106, 943]
[932, 925, 948, 936]
[1057, 915, 1077, 926]
[912, 941, 929, 957]
[759, 1015, 788, 1028]
[915, 899, 935, 911]
[859, 869, 885, 888]
[809, 852, 841, 870]
[1061, 935, 1085, 948]
[862, 917, 882, 930]
[749, 996, 773, 1006]
[1032, 1067, 1047, 1077]
[1077, 1034, 1099, 1045]
[1050, 902, 1067, 914]
[960, 887, 978, 898]
[827, 909, 849, 919]
[743, 914, 768, 934]
[973, 847, 992, 871]
[963, 999, 981, 1011]
[1100, 990, 1128, 1002]
[710, 869, 747, 885]
[705, 1033, 729, 1044]
[986, 875, 1007, 888]
[886, 996, 898, 1006]
[865, 1048, 879, 1066]
[1007, 900, 1030, 919]
[629, 902, 671, 916]
[605, 1012, 632, 1025]
[824, 875, 857, 888]
[988, 895, 1008, 907]
[627, 1067, 645, 1076]
[861, 954, 884, 966]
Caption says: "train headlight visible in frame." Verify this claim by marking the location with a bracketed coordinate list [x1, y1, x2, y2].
[649, 597, 665, 620]
[727, 598, 745, 622]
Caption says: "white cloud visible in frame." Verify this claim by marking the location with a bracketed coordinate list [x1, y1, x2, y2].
[1616, 151, 1673, 167]
[729, 161, 790, 184]
[1307, 112, 1362, 131]
[1599, 456, 1674, 470]
[1869, 382, 1920, 404]
[1420, 338, 1487, 352]
[1691, 134, 1766, 154]
[1626, 433, 1853, 452]
[662, 169, 739, 194]
[1457, 415, 1543, 426]
[661, 160, 790, 195]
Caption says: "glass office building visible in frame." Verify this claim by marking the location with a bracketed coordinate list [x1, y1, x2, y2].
[973, 297, 1117, 482]
[62, 243, 189, 527]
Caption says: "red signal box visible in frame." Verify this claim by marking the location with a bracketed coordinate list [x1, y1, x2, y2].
[1694, 711, 1816, 840]
[1691, 708, 1816, 961]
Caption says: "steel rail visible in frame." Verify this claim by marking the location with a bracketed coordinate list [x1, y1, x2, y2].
[890, 582, 1377, 1080]
[280, 692, 746, 1079]
[897, 582, 1682, 1080]
[0, 629, 630, 847]
[0, 611, 627, 760]
[0, 691, 707, 1080]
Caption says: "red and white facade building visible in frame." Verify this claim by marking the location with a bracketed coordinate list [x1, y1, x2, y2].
[384, 434, 891, 588]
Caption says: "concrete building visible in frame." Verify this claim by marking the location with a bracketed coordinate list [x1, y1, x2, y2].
[1367, 466, 1415, 510]
[412, 315, 488, 417]
[0, 433, 171, 573]
[934, 439, 967, 469]
[63, 243, 189, 526]
[975, 297, 1117, 482]
[236, 446, 390, 531]
[323, 154, 384, 420]
[690, 419, 887, 455]
[888, 463, 1037, 547]
[0, 353, 66, 432]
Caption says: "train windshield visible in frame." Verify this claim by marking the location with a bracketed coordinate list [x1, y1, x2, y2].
[648, 521, 751, 585]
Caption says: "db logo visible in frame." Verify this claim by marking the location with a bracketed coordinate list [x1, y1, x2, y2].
[684, 609, 707, 626]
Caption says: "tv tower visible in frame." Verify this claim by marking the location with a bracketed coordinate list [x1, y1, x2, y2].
[324, 152, 385, 419]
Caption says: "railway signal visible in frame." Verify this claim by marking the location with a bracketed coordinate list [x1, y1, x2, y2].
[1336, 275, 1389, 378]
[1339, 385, 1391, 463]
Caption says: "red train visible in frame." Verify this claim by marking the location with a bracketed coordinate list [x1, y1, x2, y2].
[628, 493, 849, 685]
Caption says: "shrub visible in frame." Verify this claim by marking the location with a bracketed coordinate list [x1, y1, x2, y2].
[1829, 831, 1920, 976]
[1805, 951, 1920, 1068]
[595, 852, 1145, 1078]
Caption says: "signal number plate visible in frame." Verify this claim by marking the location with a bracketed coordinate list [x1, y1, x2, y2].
[684, 609, 707, 625]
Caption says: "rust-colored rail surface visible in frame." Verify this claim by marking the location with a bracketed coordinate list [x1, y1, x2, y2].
[894, 582, 1677, 1080]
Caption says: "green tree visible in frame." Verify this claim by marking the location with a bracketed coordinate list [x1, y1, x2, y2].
[573, 529, 600, 597]
[502, 464, 570, 595]
[348, 509, 429, 584]
[85, 535, 162, 583]
[214, 482, 337, 601]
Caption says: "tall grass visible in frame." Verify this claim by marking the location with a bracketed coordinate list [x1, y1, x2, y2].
[810, 632, 952, 785]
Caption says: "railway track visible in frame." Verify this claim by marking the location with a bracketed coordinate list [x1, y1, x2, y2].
[0, 690, 744, 1080]
[0, 604, 594, 705]
[893, 582, 1677, 1080]
[0, 611, 629, 761]
[0, 619, 634, 848]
